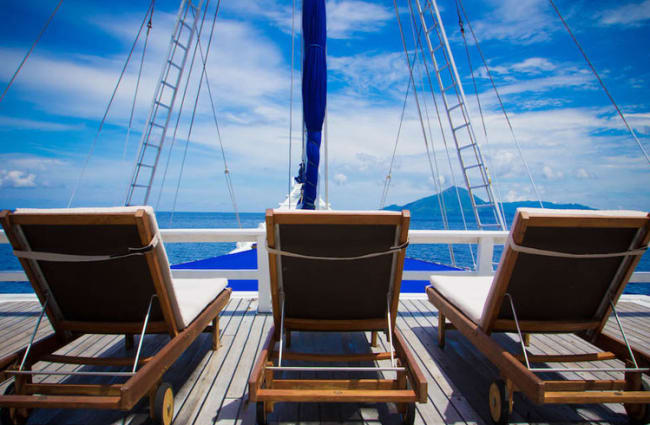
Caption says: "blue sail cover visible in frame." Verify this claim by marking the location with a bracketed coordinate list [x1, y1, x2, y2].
[300, 0, 327, 209]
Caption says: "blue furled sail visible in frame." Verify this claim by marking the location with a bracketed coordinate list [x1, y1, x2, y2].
[299, 0, 327, 209]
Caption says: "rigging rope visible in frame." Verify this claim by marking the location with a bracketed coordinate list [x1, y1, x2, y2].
[68, 1, 153, 208]
[395, 0, 456, 266]
[155, 1, 211, 211]
[123, 0, 155, 160]
[288, 0, 297, 207]
[456, 0, 544, 209]
[548, 0, 650, 166]
[170, 0, 222, 225]
[0, 0, 64, 106]
[455, 1, 508, 228]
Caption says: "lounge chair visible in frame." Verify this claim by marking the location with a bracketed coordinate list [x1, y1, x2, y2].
[427, 208, 650, 424]
[249, 209, 427, 425]
[0, 207, 231, 425]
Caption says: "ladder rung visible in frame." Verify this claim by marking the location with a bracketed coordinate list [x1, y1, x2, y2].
[475, 203, 496, 209]
[174, 40, 188, 51]
[470, 183, 489, 190]
[453, 123, 469, 132]
[161, 81, 176, 90]
[442, 81, 456, 92]
[168, 60, 182, 70]
[436, 63, 450, 74]
[464, 163, 483, 170]
[137, 163, 154, 169]
[151, 122, 165, 130]
[430, 44, 442, 54]
[458, 143, 475, 151]
[155, 101, 171, 109]
[144, 142, 161, 149]
[131, 184, 148, 188]
[448, 102, 463, 112]
[180, 20, 192, 30]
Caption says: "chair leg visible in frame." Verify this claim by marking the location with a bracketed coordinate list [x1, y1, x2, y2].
[523, 333, 531, 347]
[438, 312, 446, 348]
[211, 317, 220, 351]
[371, 331, 378, 347]
[124, 334, 134, 350]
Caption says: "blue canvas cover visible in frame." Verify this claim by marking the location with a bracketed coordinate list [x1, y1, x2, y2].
[300, 0, 327, 209]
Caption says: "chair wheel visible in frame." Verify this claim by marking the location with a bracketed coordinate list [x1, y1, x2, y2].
[256, 401, 268, 425]
[625, 381, 650, 424]
[152, 383, 174, 425]
[401, 402, 415, 425]
[0, 383, 30, 425]
[488, 379, 510, 425]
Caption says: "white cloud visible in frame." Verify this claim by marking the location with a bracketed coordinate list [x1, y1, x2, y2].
[333, 173, 347, 185]
[542, 165, 563, 180]
[0, 170, 37, 188]
[326, 0, 393, 39]
[575, 168, 591, 179]
[597, 0, 650, 26]
[511, 57, 556, 74]
[467, 0, 558, 45]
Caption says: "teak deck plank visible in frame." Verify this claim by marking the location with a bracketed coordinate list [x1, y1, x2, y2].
[0, 296, 649, 424]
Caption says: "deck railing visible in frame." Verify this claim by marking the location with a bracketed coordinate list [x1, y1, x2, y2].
[1, 229, 648, 312]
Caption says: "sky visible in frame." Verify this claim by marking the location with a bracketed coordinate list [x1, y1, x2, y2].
[0, 0, 649, 213]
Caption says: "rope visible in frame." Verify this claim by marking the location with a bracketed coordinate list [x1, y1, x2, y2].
[455, 1, 508, 228]
[548, 0, 650, 166]
[0, 0, 64, 106]
[170, 0, 219, 224]
[403, 0, 456, 265]
[288, 0, 297, 207]
[123, 1, 155, 160]
[267, 241, 409, 261]
[68, 1, 153, 208]
[456, 0, 544, 209]
[14, 234, 160, 263]
[195, 16, 243, 228]
[155, 1, 211, 211]
[508, 236, 647, 259]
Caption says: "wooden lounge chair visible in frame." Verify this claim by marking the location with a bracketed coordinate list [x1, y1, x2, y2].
[249, 209, 427, 425]
[427, 208, 650, 424]
[0, 207, 231, 425]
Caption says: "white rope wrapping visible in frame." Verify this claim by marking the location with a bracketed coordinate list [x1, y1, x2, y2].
[508, 236, 647, 259]
[14, 234, 160, 263]
[266, 241, 409, 261]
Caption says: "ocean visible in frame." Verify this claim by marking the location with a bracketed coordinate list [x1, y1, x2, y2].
[1, 211, 648, 295]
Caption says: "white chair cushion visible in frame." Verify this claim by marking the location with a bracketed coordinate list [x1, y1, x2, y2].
[429, 275, 493, 324]
[171, 277, 228, 328]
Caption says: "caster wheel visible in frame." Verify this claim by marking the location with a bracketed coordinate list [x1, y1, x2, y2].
[625, 381, 650, 425]
[256, 401, 268, 425]
[0, 383, 30, 425]
[401, 402, 415, 425]
[488, 379, 510, 425]
[152, 383, 174, 425]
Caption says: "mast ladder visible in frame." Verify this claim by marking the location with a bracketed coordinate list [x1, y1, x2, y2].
[412, 0, 505, 230]
[126, 0, 205, 206]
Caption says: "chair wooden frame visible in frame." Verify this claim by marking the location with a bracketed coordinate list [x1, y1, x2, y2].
[0, 209, 231, 425]
[427, 209, 650, 423]
[249, 209, 427, 425]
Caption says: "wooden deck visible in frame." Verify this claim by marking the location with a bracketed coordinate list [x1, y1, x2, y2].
[0, 296, 649, 425]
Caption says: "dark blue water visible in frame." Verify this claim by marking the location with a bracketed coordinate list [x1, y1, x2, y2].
[1, 211, 648, 294]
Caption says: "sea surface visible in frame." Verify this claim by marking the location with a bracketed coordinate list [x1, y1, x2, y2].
[1, 211, 648, 295]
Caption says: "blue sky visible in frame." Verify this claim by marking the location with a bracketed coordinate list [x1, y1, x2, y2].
[0, 0, 649, 212]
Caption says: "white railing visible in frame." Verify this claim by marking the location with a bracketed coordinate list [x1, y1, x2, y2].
[1, 229, 648, 312]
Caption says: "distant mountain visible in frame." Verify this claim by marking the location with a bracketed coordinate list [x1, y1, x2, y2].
[383, 186, 593, 224]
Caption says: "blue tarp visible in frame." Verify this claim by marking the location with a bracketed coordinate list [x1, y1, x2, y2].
[300, 0, 327, 209]
[171, 248, 459, 293]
